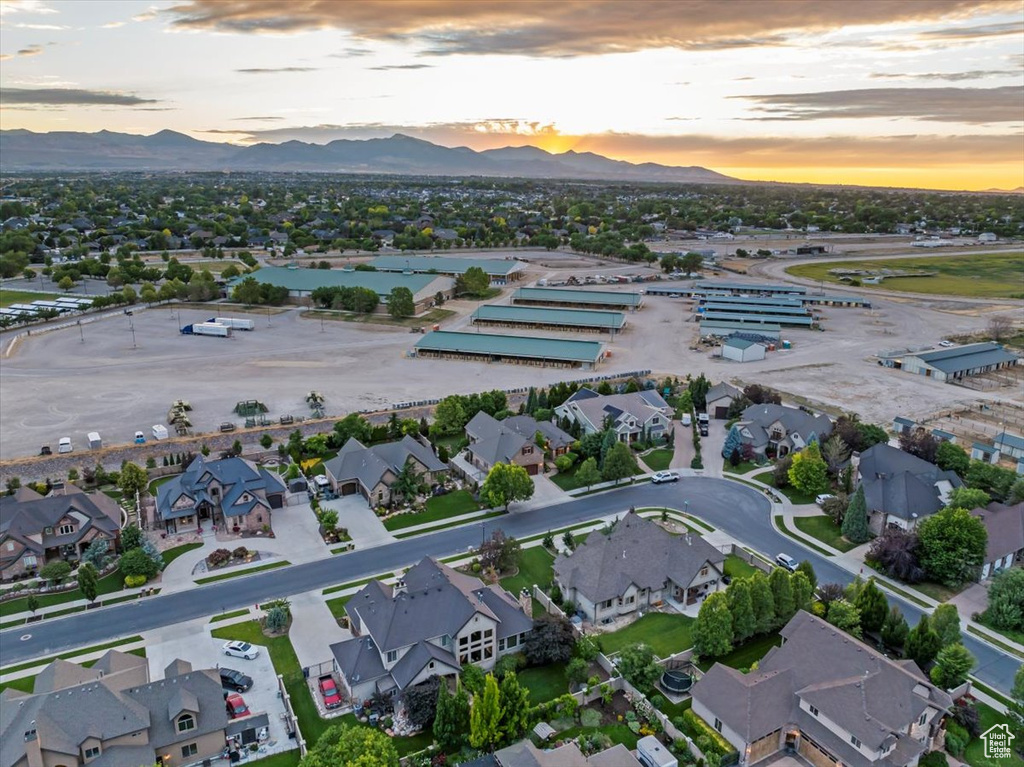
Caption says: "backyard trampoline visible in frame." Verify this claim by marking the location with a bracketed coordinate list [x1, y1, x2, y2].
[661, 669, 694, 694]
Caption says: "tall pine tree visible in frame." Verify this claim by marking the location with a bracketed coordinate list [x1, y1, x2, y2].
[854, 578, 888, 634]
[693, 592, 734, 659]
[769, 567, 796, 626]
[881, 606, 910, 649]
[906, 614, 942, 669]
[727, 578, 757, 642]
[841, 485, 870, 544]
[749, 571, 777, 636]
[433, 681, 462, 753]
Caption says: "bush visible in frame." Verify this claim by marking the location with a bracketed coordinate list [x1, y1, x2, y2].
[951, 702, 981, 738]
[919, 753, 949, 767]
[682, 710, 734, 758]
[232, 546, 249, 559]
[119, 547, 160, 580]
[943, 731, 966, 758]
[207, 548, 232, 567]
[124, 574, 147, 588]
[265, 606, 288, 632]
[40, 560, 72, 585]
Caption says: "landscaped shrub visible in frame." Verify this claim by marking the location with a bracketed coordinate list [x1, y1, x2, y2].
[943, 731, 966, 758]
[265, 606, 288, 632]
[232, 546, 249, 559]
[124, 574, 147, 588]
[579, 708, 602, 728]
[683, 710, 734, 758]
[951, 702, 981, 738]
[919, 752, 949, 767]
[207, 548, 232, 567]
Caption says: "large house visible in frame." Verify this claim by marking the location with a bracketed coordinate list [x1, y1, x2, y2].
[0, 486, 121, 582]
[855, 444, 962, 535]
[0, 651, 232, 767]
[554, 388, 672, 442]
[553, 511, 724, 623]
[706, 381, 743, 420]
[330, 557, 532, 703]
[726, 403, 833, 460]
[487, 739, 643, 767]
[323, 435, 447, 506]
[692, 611, 953, 767]
[969, 501, 1023, 580]
[462, 412, 573, 478]
[155, 456, 286, 534]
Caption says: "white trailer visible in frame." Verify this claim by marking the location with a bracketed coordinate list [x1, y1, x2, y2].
[87, 431, 102, 449]
[192, 322, 232, 338]
[152, 424, 169, 440]
[213, 317, 255, 331]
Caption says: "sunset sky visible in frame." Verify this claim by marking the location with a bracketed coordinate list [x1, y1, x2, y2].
[1, 0, 1022, 190]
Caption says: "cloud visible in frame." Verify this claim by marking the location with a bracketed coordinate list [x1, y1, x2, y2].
[230, 115, 285, 121]
[0, 87, 161, 106]
[234, 66, 318, 73]
[12, 22, 67, 29]
[916, 20, 1024, 39]
[870, 70, 1019, 82]
[16, 43, 44, 56]
[366, 63, 433, 70]
[331, 46, 373, 57]
[735, 86, 1024, 123]
[102, 21, 126, 28]
[163, 0, 1021, 56]
[0, 1, 57, 17]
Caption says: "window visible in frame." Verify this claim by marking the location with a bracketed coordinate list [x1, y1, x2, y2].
[506, 634, 518, 649]
[177, 714, 195, 733]
[919, 713, 927, 726]
[498, 638, 505, 652]
[523, 446, 533, 455]
[181, 743, 198, 758]
[5, 542, 13, 552]
[700, 566, 709, 577]
[23, 555, 37, 568]
[850, 736, 862, 749]
[386, 650, 398, 663]
[441, 635, 451, 647]
[714, 718, 723, 733]
[59, 524, 74, 536]
[84, 746, 101, 758]
[600, 599, 614, 610]
[809, 705, 819, 717]
[484, 628, 493, 638]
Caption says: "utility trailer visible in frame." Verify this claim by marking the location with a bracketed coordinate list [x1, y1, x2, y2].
[210, 317, 255, 331]
[181, 322, 231, 337]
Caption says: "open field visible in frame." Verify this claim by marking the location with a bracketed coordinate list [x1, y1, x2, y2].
[786, 252, 1024, 298]
[0, 289, 63, 308]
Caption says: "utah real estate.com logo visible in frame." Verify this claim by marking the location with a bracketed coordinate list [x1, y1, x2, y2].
[981, 723, 1015, 760]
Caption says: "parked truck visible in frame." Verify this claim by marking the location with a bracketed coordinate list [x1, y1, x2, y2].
[210, 317, 255, 331]
[151, 424, 169, 440]
[181, 322, 231, 338]
[87, 431, 102, 449]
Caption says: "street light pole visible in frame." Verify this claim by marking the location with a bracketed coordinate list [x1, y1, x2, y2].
[131, 326, 137, 349]
[77, 319, 84, 343]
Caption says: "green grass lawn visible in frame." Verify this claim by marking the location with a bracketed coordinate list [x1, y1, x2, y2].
[246, 752, 300, 767]
[698, 632, 782, 672]
[550, 463, 587, 492]
[0, 635, 144, 675]
[753, 471, 818, 505]
[326, 595, 351, 619]
[600, 613, 695, 658]
[148, 474, 179, 493]
[383, 489, 480, 531]
[643, 448, 674, 472]
[161, 542, 203, 567]
[0, 570, 124, 618]
[964, 701, 1024, 767]
[518, 663, 568, 704]
[305, 307, 456, 328]
[194, 560, 289, 584]
[393, 510, 504, 538]
[775, 515, 833, 557]
[723, 459, 764, 475]
[786, 251, 1024, 299]
[912, 580, 961, 603]
[558, 722, 640, 750]
[499, 547, 555, 595]
[0, 289, 62, 308]
[724, 554, 759, 580]
[978, 611, 1024, 647]
[792, 515, 856, 553]
[209, 608, 250, 623]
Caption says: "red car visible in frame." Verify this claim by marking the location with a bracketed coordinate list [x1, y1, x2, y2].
[225, 693, 250, 719]
[318, 675, 342, 710]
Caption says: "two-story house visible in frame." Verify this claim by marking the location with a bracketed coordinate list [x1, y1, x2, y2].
[0, 651, 233, 767]
[0, 486, 121, 582]
[462, 412, 573, 478]
[553, 511, 724, 624]
[968, 501, 1023, 579]
[692, 611, 953, 767]
[154, 456, 286, 534]
[725, 403, 833, 459]
[854, 444, 962, 535]
[554, 388, 672, 442]
[322, 435, 448, 507]
[330, 557, 532, 704]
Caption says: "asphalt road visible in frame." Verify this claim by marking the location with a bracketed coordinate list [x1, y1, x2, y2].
[1, 478, 1018, 694]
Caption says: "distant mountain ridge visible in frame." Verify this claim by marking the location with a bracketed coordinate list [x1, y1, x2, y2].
[0, 128, 733, 182]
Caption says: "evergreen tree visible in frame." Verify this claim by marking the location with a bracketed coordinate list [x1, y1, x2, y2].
[498, 672, 531, 744]
[906, 615, 942, 669]
[433, 681, 461, 752]
[749, 571, 776, 635]
[796, 560, 817, 591]
[694, 592, 734, 659]
[721, 426, 743, 459]
[930, 643, 975, 690]
[469, 674, 502, 751]
[854, 578, 888, 634]
[930, 604, 962, 648]
[790, 571, 814, 615]
[841, 485, 871, 544]
[525, 387, 538, 414]
[881, 606, 910, 649]
[726, 578, 756, 642]
[769, 567, 796, 625]
[599, 429, 617, 468]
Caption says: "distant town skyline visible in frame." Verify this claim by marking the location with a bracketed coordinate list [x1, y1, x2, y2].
[1, 0, 1022, 190]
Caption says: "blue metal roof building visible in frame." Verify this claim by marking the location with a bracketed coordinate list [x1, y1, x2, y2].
[368, 255, 526, 280]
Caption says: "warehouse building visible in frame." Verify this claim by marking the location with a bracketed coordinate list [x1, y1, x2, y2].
[644, 285, 695, 298]
[697, 294, 804, 309]
[722, 337, 767, 363]
[470, 305, 626, 334]
[699, 320, 782, 342]
[368, 255, 526, 283]
[413, 330, 603, 369]
[512, 286, 643, 311]
[696, 280, 807, 296]
[894, 342, 1019, 383]
[785, 293, 870, 308]
[228, 266, 453, 312]
[700, 311, 814, 328]
[700, 302, 811, 317]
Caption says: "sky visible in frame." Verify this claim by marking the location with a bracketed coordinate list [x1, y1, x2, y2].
[1, 0, 1022, 190]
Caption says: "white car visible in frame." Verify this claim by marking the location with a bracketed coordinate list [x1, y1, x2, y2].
[938, 340, 955, 348]
[815, 494, 837, 506]
[57, 437, 73, 454]
[223, 641, 260, 660]
[651, 471, 679, 484]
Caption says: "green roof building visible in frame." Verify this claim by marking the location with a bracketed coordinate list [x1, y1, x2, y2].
[414, 330, 604, 369]
[369, 255, 526, 281]
[230, 266, 454, 309]
[471, 305, 625, 334]
[512, 286, 643, 310]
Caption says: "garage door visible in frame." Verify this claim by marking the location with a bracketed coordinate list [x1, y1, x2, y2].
[714, 406, 728, 419]
[525, 463, 539, 475]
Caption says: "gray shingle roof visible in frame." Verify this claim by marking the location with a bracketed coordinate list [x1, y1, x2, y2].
[736, 404, 833, 451]
[553, 512, 723, 605]
[323, 435, 446, 494]
[465, 412, 572, 467]
[706, 382, 741, 406]
[559, 388, 670, 433]
[389, 641, 460, 689]
[857, 444, 962, 521]
[155, 456, 285, 522]
[970, 501, 1024, 562]
[330, 635, 388, 687]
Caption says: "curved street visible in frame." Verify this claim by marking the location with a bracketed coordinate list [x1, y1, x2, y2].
[1, 477, 1019, 694]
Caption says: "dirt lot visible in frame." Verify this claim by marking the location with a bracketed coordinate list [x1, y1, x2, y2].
[1, 249, 1020, 465]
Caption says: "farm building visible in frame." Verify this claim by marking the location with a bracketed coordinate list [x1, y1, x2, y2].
[644, 285, 697, 297]
[893, 342, 1019, 383]
[368, 255, 526, 283]
[722, 337, 767, 362]
[413, 330, 604, 369]
[994, 431, 1024, 460]
[786, 293, 870, 308]
[227, 266, 453, 312]
[700, 311, 814, 328]
[699, 320, 781, 342]
[470, 305, 626, 334]
[696, 294, 804, 309]
[696, 280, 807, 296]
[512, 286, 643, 311]
[700, 302, 811, 317]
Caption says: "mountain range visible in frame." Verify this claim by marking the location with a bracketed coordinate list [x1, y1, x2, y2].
[0, 129, 733, 183]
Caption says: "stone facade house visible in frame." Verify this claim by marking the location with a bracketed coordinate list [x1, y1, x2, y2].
[0, 651, 231, 767]
[330, 557, 532, 703]
[692, 611, 953, 767]
[554, 388, 672, 442]
[0, 486, 121, 581]
[462, 412, 573, 478]
[969, 501, 1023, 580]
[323, 435, 447, 507]
[727, 403, 833, 460]
[155, 456, 285, 534]
[553, 511, 724, 623]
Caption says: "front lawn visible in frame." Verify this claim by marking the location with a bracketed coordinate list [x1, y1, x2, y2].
[499, 547, 555, 595]
[383, 489, 480, 531]
[752, 471, 818, 505]
[148, 475, 179, 493]
[977, 611, 1024, 647]
[161, 542, 203, 567]
[643, 448, 674, 472]
[600, 613, 695, 658]
[550, 464, 588, 492]
[792, 515, 856, 553]
[519, 663, 568, 705]
[326, 595, 351, 619]
[912, 580, 961, 603]
[723, 459, 764, 475]
[698, 632, 782, 672]
[724, 554, 758, 580]
[0, 569, 124, 618]
[963, 701, 1024, 767]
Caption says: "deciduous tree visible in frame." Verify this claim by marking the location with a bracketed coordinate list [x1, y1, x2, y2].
[788, 443, 829, 496]
[601, 441, 638, 484]
[498, 671, 531, 743]
[481, 462, 534, 510]
[386, 286, 415, 318]
[616, 643, 662, 692]
[118, 461, 149, 500]
[930, 643, 975, 689]
[524, 615, 575, 665]
[917, 506, 987, 588]
[575, 457, 601, 490]
[749, 572, 776, 635]
[826, 599, 862, 638]
[694, 592, 734, 659]
[791, 571, 814, 615]
[906, 615, 941, 669]
[854, 578, 888, 634]
[986, 567, 1024, 631]
[300, 724, 398, 767]
[935, 441, 970, 475]
[769, 567, 796, 625]
[930, 604, 962, 647]
[726, 578, 756, 642]
[77, 562, 99, 604]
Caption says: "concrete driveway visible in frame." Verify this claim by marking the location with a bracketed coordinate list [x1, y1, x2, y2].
[288, 590, 351, 671]
[948, 580, 990, 619]
[321, 495, 395, 547]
